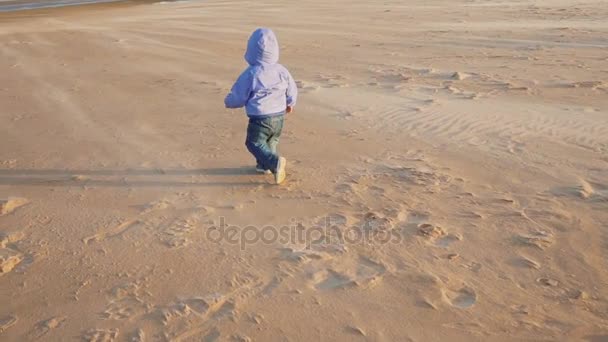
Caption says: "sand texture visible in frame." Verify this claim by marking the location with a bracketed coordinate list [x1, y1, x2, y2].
[1, 0, 607, 340]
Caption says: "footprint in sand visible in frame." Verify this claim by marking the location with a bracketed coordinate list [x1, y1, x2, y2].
[311, 269, 356, 290]
[0, 315, 18, 333]
[1, 231, 26, 276]
[537, 278, 559, 287]
[102, 282, 149, 321]
[156, 299, 207, 325]
[309, 256, 386, 290]
[161, 216, 197, 248]
[0, 197, 28, 216]
[158, 293, 238, 341]
[30, 316, 67, 339]
[102, 297, 147, 321]
[84, 196, 206, 246]
[0, 248, 23, 276]
[417, 223, 461, 248]
[82, 328, 119, 342]
[83, 219, 144, 245]
[442, 287, 477, 309]
[279, 247, 325, 264]
[360, 212, 394, 232]
[356, 256, 387, 285]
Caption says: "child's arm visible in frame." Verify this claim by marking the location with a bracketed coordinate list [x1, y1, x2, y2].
[224, 71, 252, 109]
[285, 69, 298, 110]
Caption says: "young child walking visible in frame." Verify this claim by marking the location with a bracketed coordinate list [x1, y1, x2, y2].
[224, 28, 298, 184]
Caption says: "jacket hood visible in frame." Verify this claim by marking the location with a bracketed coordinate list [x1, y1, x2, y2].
[244, 28, 279, 66]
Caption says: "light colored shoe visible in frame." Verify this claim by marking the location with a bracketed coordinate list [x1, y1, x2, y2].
[274, 157, 287, 184]
[256, 167, 272, 174]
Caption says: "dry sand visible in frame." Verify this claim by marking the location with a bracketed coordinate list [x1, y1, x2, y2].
[1, 0, 608, 340]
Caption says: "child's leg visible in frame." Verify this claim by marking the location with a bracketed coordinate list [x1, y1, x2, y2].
[267, 115, 284, 154]
[245, 118, 279, 172]
[267, 130, 280, 155]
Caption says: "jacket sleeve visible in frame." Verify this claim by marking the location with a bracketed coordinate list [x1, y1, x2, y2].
[285, 69, 298, 107]
[224, 70, 252, 109]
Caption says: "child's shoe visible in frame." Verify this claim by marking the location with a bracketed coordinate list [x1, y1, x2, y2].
[256, 166, 272, 174]
[274, 157, 287, 184]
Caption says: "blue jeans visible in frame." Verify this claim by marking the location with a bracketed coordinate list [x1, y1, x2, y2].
[245, 115, 284, 172]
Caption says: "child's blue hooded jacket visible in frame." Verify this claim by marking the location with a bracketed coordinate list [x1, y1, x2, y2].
[224, 28, 298, 118]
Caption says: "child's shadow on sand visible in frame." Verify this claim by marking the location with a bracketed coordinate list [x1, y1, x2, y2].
[0, 167, 268, 187]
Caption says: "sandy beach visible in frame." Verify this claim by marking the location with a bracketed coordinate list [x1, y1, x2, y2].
[1, 0, 607, 340]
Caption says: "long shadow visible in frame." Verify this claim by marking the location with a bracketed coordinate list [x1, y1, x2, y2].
[0, 167, 257, 176]
[0, 167, 269, 187]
